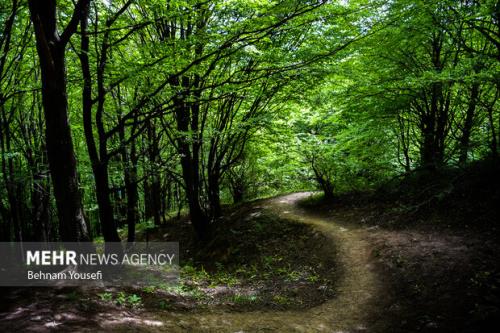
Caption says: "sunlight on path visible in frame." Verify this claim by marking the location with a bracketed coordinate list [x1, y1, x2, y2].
[134, 192, 388, 333]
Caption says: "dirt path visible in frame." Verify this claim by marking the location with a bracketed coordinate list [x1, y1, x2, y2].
[0, 193, 391, 332]
[2, 192, 495, 332]
[97, 192, 388, 332]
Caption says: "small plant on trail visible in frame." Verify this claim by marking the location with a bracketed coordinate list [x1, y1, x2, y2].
[115, 291, 127, 306]
[272, 295, 291, 305]
[307, 274, 320, 283]
[181, 264, 209, 282]
[127, 294, 142, 308]
[98, 292, 113, 302]
[142, 286, 156, 294]
[231, 294, 258, 304]
[99, 291, 142, 308]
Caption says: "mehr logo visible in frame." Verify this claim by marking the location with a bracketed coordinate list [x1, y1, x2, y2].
[27, 251, 78, 266]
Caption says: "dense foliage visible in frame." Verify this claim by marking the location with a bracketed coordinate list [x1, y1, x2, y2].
[0, 0, 498, 242]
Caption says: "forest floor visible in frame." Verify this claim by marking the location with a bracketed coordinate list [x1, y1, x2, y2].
[0, 180, 499, 332]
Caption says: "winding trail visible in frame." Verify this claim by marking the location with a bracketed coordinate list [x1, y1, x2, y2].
[129, 192, 388, 332]
[0, 192, 390, 332]
[2, 192, 493, 332]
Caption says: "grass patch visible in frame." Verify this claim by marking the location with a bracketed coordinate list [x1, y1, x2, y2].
[131, 202, 338, 311]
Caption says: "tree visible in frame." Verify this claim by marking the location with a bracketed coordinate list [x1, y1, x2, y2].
[28, 0, 91, 241]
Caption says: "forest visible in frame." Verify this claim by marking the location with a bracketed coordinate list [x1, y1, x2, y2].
[0, 0, 499, 332]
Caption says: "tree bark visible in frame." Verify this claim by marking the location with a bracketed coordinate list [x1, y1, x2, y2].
[119, 117, 138, 243]
[125, 143, 138, 243]
[146, 120, 162, 226]
[28, 0, 91, 241]
[79, 6, 120, 242]
[31, 168, 50, 242]
[175, 102, 209, 238]
[487, 103, 498, 158]
[418, 34, 450, 170]
[459, 83, 480, 165]
[207, 169, 222, 219]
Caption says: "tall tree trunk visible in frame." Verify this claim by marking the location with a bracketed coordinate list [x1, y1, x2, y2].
[487, 87, 499, 159]
[420, 102, 438, 169]
[459, 83, 480, 165]
[93, 164, 120, 241]
[419, 86, 448, 169]
[487, 103, 498, 158]
[78, 7, 120, 242]
[146, 120, 162, 226]
[397, 112, 412, 172]
[118, 116, 138, 243]
[178, 129, 208, 238]
[0, 0, 18, 242]
[207, 169, 222, 219]
[179, 146, 208, 239]
[0, 104, 21, 241]
[31, 168, 50, 242]
[172, 77, 209, 239]
[28, 0, 90, 241]
[419, 34, 449, 170]
[229, 171, 245, 204]
[125, 143, 138, 243]
[25, 137, 50, 242]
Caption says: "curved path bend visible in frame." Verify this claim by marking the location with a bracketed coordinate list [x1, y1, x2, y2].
[125, 192, 388, 333]
[0, 192, 388, 333]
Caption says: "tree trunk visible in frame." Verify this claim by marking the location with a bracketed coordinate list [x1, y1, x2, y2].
[78, 5, 120, 243]
[173, 83, 209, 239]
[180, 150, 209, 239]
[93, 164, 120, 241]
[458, 83, 480, 165]
[487, 103, 498, 158]
[28, 0, 90, 241]
[124, 139, 138, 243]
[232, 189, 244, 204]
[31, 169, 50, 242]
[208, 170, 222, 219]
[311, 163, 334, 199]
[419, 34, 449, 170]
[397, 112, 412, 172]
[125, 166, 138, 243]
[146, 120, 162, 226]
[0, 104, 22, 241]
[26, 141, 50, 242]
